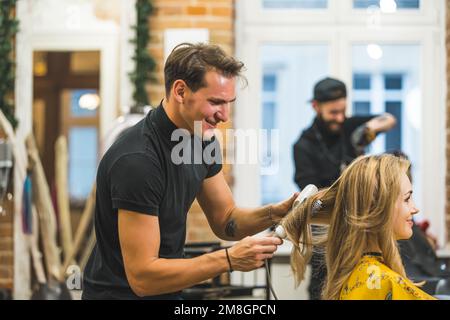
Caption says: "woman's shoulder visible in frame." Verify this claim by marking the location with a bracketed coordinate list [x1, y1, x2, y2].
[340, 255, 436, 300]
[340, 255, 392, 300]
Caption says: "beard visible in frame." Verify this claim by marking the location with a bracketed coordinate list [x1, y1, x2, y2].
[317, 114, 344, 136]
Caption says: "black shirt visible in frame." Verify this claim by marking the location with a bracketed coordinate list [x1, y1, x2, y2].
[293, 115, 376, 190]
[82, 103, 222, 300]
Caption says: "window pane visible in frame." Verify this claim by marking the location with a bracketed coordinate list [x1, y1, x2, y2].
[71, 89, 99, 118]
[263, 102, 276, 130]
[352, 44, 421, 213]
[353, 0, 420, 9]
[353, 74, 371, 90]
[263, 0, 327, 9]
[385, 101, 402, 151]
[69, 127, 98, 200]
[263, 75, 277, 92]
[261, 45, 328, 205]
[353, 101, 371, 115]
[384, 74, 403, 90]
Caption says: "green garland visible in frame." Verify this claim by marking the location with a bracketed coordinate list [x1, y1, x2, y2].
[129, 0, 156, 107]
[0, 0, 19, 128]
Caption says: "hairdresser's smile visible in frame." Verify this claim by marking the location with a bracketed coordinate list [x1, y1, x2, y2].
[205, 117, 218, 129]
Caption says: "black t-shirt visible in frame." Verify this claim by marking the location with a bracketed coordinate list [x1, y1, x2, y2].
[82, 103, 222, 300]
[293, 115, 376, 190]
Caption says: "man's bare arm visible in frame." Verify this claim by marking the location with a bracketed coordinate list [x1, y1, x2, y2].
[197, 172, 297, 241]
[119, 209, 282, 297]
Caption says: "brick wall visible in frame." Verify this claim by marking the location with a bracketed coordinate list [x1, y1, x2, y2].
[0, 6, 16, 291]
[447, 0, 450, 242]
[148, 0, 235, 242]
[0, 181, 14, 291]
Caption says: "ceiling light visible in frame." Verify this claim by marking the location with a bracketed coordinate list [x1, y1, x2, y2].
[79, 93, 100, 110]
[380, 0, 397, 13]
[367, 44, 383, 60]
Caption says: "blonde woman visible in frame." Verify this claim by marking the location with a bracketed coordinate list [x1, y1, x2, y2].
[281, 154, 436, 300]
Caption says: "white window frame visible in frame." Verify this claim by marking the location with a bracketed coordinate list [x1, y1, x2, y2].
[234, 0, 447, 245]
[241, 0, 439, 26]
[338, 0, 439, 25]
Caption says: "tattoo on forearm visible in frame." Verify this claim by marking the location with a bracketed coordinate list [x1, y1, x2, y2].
[376, 115, 389, 122]
[225, 219, 237, 238]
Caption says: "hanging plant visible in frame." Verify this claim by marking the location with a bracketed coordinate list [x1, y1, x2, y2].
[129, 0, 156, 108]
[0, 0, 19, 128]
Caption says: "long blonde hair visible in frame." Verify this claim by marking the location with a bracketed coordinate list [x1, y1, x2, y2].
[281, 154, 410, 300]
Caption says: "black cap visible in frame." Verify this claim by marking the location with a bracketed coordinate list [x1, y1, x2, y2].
[312, 77, 347, 103]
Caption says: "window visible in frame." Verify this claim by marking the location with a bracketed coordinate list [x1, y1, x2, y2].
[260, 45, 329, 205]
[261, 101, 276, 177]
[385, 101, 402, 151]
[62, 89, 100, 202]
[261, 72, 279, 205]
[69, 127, 98, 200]
[353, 0, 420, 9]
[236, 0, 446, 245]
[353, 74, 371, 90]
[263, 0, 327, 9]
[262, 102, 276, 130]
[352, 44, 421, 217]
[261, 74, 278, 182]
[384, 74, 403, 90]
[353, 101, 371, 115]
[70, 89, 98, 117]
[263, 74, 277, 92]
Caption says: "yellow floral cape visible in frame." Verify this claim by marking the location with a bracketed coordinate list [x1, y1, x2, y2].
[340, 254, 436, 300]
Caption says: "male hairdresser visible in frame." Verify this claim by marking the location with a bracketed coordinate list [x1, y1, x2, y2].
[82, 43, 298, 300]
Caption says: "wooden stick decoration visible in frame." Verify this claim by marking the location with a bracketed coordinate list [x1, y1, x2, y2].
[55, 136, 73, 260]
[78, 228, 96, 271]
[28, 205, 47, 285]
[0, 110, 27, 183]
[26, 134, 62, 282]
[61, 183, 96, 277]
[0, 110, 38, 296]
